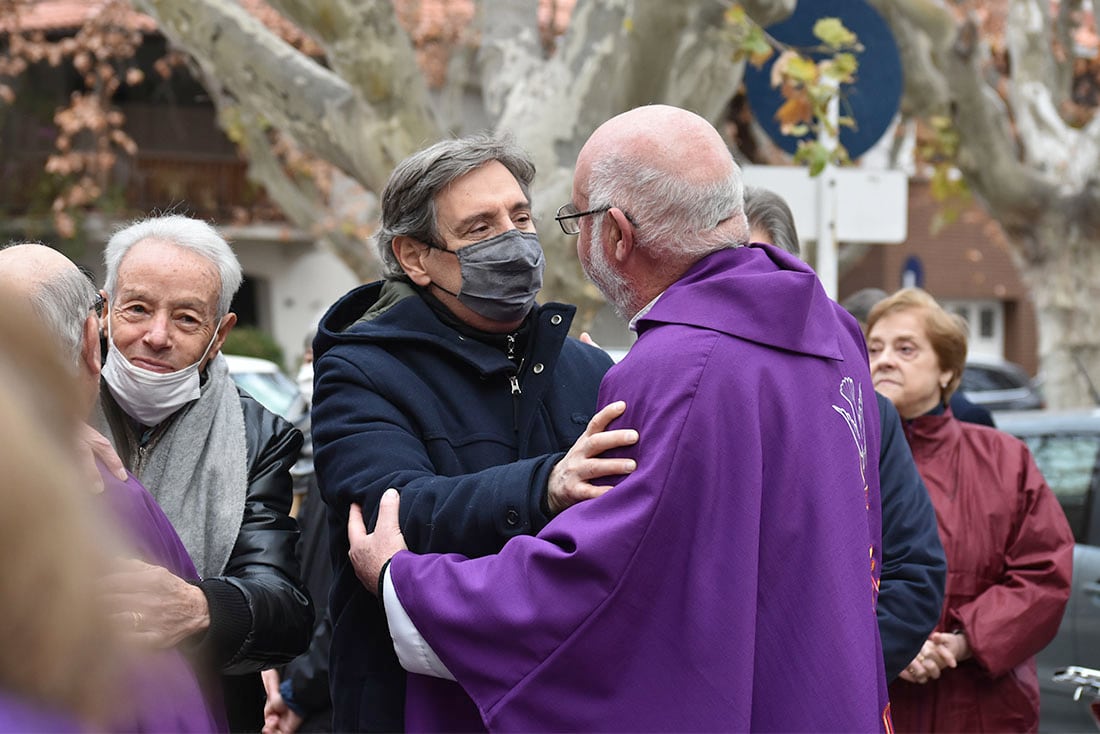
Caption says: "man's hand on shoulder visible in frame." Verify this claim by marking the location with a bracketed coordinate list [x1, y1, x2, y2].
[103, 558, 210, 648]
[348, 489, 408, 595]
[547, 400, 638, 515]
[79, 423, 128, 493]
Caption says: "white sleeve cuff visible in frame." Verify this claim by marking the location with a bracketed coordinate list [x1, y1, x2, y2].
[383, 564, 456, 681]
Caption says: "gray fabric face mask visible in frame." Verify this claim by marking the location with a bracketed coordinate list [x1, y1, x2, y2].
[432, 229, 545, 322]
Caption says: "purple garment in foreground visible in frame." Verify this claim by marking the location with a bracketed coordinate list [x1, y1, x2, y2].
[0, 690, 82, 733]
[391, 245, 892, 731]
[97, 463, 227, 734]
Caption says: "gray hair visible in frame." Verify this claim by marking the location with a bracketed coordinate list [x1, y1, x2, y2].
[586, 154, 749, 262]
[841, 287, 889, 327]
[0, 243, 96, 367]
[744, 186, 800, 257]
[104, 215, 243, 318]
[375, 133, 536, 278]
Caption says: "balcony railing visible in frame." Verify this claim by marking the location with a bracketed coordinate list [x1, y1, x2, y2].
[0, 150, 287, 224]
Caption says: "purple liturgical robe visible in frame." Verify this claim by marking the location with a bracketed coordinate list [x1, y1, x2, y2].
[97, 462, 227, 734]
[390, 244, 891, 732]
[0, 690, 82, 733]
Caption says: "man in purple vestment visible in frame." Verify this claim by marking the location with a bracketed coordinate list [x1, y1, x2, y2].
[0, 243, 224, 732]
[348, 105, 892, 732]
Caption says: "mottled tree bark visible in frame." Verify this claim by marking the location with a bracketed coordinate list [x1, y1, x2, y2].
[870, 0, 1100, 407]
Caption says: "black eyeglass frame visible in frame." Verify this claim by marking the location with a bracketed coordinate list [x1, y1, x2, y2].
[554, 204, 612, 235]
[91, 293, 105, 318]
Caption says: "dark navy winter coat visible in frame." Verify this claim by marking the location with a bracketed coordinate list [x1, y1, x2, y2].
[311, 280, 612, 732]
[876, 392, 948, 680]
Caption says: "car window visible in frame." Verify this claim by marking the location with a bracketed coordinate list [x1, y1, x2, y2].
[961, 365, 1024, 392]
[1020, 433, 1098, 543]
[231, 370, 302, 420]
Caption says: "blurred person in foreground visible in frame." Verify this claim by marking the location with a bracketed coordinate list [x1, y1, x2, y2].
[92, 215, 313, 732]
[0, 243, 224, 731]
[0, 290, 123, 733]
[347, 105, 891, 731]
[744, 185, 947, 681]
[844, 286, 996, 428]
[311, 133, 632, 731]
[867, 287, 1073, 732]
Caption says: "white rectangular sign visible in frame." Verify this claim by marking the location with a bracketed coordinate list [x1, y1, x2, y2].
[742, 165, 908, 244]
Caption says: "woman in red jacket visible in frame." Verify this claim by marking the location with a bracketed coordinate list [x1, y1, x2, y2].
[866, 287, 1073, 732]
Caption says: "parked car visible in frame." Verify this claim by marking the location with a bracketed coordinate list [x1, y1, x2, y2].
[996, 408, 1100, 732]
[225, 353, 307, 423]
[961, 357, 1044, 412]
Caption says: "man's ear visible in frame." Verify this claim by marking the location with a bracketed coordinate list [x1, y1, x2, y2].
[80, 313, 101, 379]
[392, 236, 431, 286]
[210, 312, 238, 359]
[607, 208, 635, 263]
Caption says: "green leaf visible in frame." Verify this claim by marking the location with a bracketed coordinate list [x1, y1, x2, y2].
[795, 140, 831, 176]
[822, 52, 858, 83]
[785, 55, 819, 84]
[814, 18, 858, 50]
[743, 29, 773, 67]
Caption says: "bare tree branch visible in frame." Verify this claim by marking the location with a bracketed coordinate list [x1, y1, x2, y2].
[133, 0, 419, 192]
[945, 18, 1051, 233]
[663, 1, 748, 124]
[264, 0, 440, 147]
[476, 0, 543, 119]
[867, 0, 953, 116]
[739, 0, 796, 28]
[1053, 0, 1083, 106]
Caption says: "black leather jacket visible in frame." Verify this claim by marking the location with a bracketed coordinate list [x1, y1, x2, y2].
[198, 391, 313, 673]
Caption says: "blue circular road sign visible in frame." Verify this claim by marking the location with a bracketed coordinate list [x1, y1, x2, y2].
[743, 0, 903, 161]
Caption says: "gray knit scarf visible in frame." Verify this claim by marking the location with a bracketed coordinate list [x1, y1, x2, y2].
[99, 354, 248, 578]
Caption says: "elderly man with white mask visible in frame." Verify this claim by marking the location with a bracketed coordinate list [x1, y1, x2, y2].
[93, 215, 313, 733]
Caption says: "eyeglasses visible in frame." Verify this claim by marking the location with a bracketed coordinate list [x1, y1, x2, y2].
[91, 293, 105, 318]
[555, 203, 611, 236]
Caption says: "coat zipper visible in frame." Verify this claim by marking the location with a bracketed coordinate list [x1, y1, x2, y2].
[507, 333, 522, 396]
[507, 332, 522, 430]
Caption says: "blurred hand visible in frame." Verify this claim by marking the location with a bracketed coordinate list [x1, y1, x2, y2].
[79, 424, 127, 493]
[102, 558, 210, 648]
[579, 332, 601, 348]
[262, 669, 304, 734]
[899, 633, 967, 684]
[930, 630, 971, 664]
[547, 401, 638, 514]
[348, 489, 408, 595]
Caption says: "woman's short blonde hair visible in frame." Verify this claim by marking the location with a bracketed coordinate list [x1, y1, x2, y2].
[866, 287, 969, 401]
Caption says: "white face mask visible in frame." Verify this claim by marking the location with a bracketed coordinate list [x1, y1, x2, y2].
[101, 313, 221, 427]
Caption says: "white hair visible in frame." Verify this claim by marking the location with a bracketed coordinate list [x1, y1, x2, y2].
[0, 243, 94, 369]
[582, 219, 636, 320]
[587, 154, 749, 262]
[103, 215, 243, 317]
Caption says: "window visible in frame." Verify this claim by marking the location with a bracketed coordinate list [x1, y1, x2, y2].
[1021, 433, 1099, 543]
[941, 299, 1004, 360]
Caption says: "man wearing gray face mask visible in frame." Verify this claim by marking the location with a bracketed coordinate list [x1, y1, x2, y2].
[311, 133, 638, 732]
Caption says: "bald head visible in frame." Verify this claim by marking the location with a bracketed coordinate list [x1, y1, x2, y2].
[0, 243, 101, 412]
[580, 105, 737, 187]
[0, 243, 79, 297]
